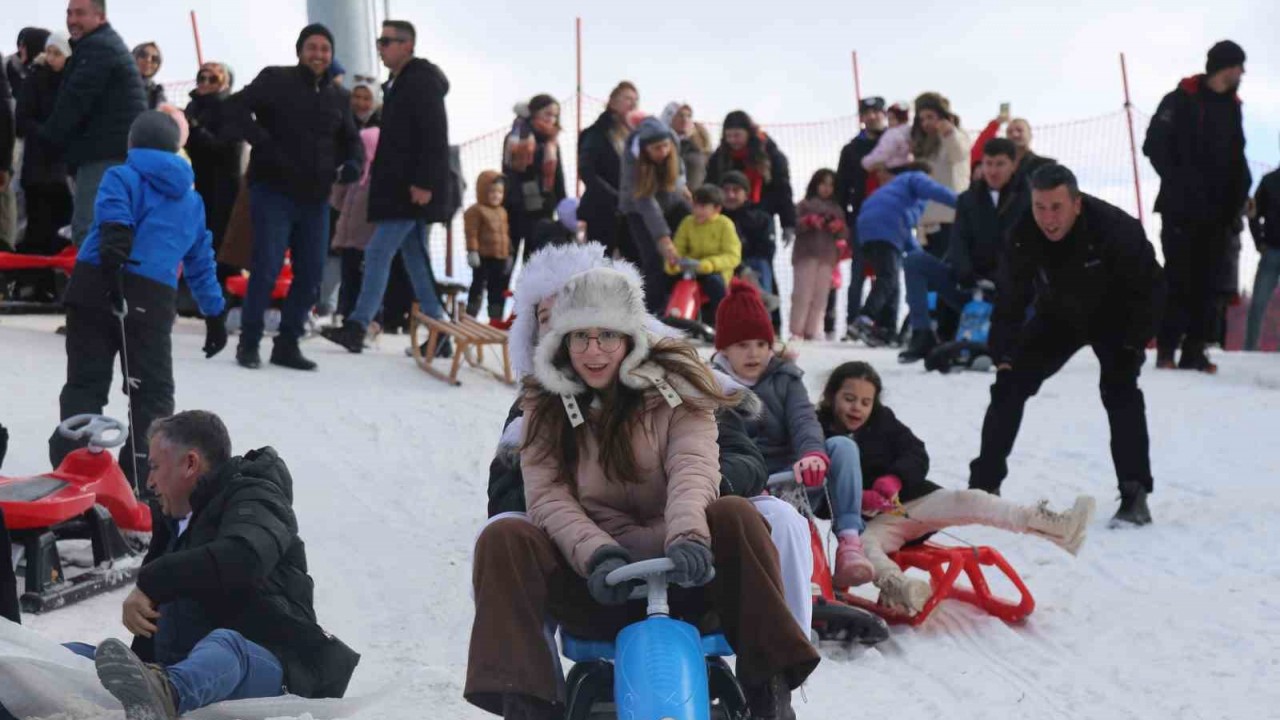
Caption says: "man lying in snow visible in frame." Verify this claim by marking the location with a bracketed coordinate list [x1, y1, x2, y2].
[63, 410, 359, 719]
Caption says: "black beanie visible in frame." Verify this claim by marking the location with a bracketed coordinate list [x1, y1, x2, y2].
[720, 170, 751, 193]
[296, 23, 335, 55]
[128, 111, 181, 153]
[723, 110, 753, 133]
[1206, 40, 1245, 75]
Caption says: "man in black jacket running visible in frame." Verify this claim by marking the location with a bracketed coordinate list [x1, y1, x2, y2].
[84, 411, 359, 719]
[969, 164, 1164, 527]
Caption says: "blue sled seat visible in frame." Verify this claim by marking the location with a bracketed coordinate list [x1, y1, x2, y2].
[561, 632, 734, 662]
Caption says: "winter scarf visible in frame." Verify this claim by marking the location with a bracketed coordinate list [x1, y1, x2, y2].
[733, 147, 765, 204]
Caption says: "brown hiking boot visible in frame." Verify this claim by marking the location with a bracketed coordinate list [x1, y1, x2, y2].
[95, 638, 179, 719]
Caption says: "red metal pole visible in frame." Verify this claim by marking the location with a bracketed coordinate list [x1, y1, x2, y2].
[1120, 52, 1145, 225]
[851, 51, 863, 117]
[575, 17, 583, 198]
[190, 10, 204, 67]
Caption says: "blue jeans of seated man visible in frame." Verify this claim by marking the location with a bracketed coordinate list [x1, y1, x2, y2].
[241, 184, 329, 346]
[806, 436, 866, 534]
[1246, 248, 1280, 351]
[70, 629, 284, 714]
[904, 250, 969, 331]
[745, 256, 775, 295]
[349, 219, 444, 327]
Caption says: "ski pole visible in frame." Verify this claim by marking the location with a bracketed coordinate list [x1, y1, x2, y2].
[113, 292, 143, 498]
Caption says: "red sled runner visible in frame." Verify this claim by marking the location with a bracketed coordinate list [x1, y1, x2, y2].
[0, 415, 152, 613]
[0, 246, 77, 313]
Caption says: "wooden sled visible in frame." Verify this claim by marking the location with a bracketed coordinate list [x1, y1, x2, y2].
[408, 281, 514, 387]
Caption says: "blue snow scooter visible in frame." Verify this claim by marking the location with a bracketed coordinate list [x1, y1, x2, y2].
[560, 558, 748, 720]
[926, 280, 996, 374]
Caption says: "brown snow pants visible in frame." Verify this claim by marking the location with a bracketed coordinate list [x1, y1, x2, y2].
[464, 496, 820, 714]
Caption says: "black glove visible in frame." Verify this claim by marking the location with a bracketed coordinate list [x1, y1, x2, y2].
[98, 222, 134, 276]
[203, 313, 228, 358]
[586, 546, 634, 606]
[336, 161, 360, 185]
[666, 540, 714, 586]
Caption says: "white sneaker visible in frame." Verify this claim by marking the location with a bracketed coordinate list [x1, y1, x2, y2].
[1027, 495, 1096, 556]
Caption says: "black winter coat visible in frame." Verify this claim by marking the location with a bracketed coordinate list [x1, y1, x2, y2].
[486, 398, 768, 517]
[503, 129, 567, 224]
[835, 129, 882, 228]
[1249, 169, 1280, 252]
[723, 203, 776, 261]
[827, 405, 940, 504]
[227, 64, 362, 203]
[39, 23, 145, 170]
[947, 178, 1029, 286]
[184, 91, 243, 244]
[991, 194, 1164, 363]
[367, 58, 452, 223]
[134, 448, 360, 699]
[144, 79, 167, 110]
[1143, 75, 1249, 227]
[705, 136, 796, 230]
[15, 64, 67, 186]
[577, 111, 624, 229]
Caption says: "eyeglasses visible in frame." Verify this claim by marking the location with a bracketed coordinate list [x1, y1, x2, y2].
[135, 53, 160, 63]
[376, 37, 408, 47]
[567, 330, 624, 354]
[196, 74, 219, 85]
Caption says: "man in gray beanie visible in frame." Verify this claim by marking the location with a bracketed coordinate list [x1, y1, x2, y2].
[1143, 40, 1249, 374]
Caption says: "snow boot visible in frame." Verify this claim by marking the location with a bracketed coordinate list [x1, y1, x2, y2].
[501, 694, 558, 720]
[1110, 482, 1152, 528]
[877, 574, 931, 615]
[898, 329, 938, 364]
[95, 638, 179, 720]
[743, 675, 795, 720]
[320, 320, 365, 354]
[270, 336, 317, 371]
[1027, 495, 1096, 555]
[236, 340, 262, 369]
[1177, 345, 1218, 374]
[833, 533, 876, 587]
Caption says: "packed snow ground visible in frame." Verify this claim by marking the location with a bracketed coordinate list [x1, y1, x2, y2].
[3, 313, 1279, 720]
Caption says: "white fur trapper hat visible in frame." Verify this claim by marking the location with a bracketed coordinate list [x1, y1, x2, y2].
[533, 267, 658, 397]
[510, 242, 676, 381]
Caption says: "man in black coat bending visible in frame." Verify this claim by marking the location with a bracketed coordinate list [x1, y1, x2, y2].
[1143, 40, 1249, 373]
[322, 19, 452, 355]
[968, 164, 1163, 527]
[226, 23, 362, 371]
[87, 411, 359, 719]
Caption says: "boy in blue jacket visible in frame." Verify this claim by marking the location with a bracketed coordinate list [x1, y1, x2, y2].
[850, 163, 957, 345]
[49, 111, 227, 493]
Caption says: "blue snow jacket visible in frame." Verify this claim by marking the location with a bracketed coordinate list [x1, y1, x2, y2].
[77, 149, 225, 317]
[856, 170, 958, 253]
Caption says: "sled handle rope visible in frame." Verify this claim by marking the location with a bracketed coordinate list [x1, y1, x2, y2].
[113, 299, 144, 497]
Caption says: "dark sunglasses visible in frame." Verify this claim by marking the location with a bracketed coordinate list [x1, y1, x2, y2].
[376, 36, 407, 47]
[196, 74, 219, 85]
[135, 53, 160, 62]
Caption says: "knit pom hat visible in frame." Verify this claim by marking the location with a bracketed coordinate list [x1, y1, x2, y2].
[1206, 40, 1245, 75]
[715, 279, 775, 349]
[534, 267, 653, 395]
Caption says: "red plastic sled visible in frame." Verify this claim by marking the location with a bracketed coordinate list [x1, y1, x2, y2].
[225, 255, 294, 301]
[844, 543, 1036, 626]
[665, 276, 704, 322]
[0, 246, 77, 273]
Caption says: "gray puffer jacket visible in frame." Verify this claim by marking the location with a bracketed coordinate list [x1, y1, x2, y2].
[715, 355, 826, 474]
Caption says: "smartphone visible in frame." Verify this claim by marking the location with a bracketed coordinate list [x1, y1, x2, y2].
[1000, 102, 1011, 118]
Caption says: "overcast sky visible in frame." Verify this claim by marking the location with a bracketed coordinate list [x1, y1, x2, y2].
[6, 0, 1277, 172]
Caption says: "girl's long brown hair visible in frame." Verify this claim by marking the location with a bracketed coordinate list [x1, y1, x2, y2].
[633, 140, 681, 199]
[523, 337, 734, 489]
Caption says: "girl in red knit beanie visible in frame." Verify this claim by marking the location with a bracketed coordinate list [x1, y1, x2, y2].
[712, 280, 875, 587]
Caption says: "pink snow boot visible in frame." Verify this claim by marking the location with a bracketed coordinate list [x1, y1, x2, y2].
[833, 533, 875, 588]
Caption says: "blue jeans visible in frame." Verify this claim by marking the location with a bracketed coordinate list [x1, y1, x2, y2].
[1246, 248, 1280, 351]
[241, 184, 328, 345]
[71, 159, 121, 247]
[809, 436, 866, 534]
[66, 629, 282, 714]
[350, 219, 444, 326]
[745, 256, 775, 295]
[904, 250, 968, 331]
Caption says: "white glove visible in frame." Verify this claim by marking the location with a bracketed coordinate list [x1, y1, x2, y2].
[467, 251, 481, 269]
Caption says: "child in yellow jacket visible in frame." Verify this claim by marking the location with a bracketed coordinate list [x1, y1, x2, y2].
[666, 185, 742, 323]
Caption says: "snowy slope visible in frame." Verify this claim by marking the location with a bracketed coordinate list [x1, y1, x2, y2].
[3, 313, 1279, 720]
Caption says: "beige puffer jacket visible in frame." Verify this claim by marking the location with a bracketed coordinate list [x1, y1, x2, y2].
[521, 384, 721, 577]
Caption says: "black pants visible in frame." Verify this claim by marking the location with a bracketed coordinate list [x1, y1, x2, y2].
[969, 316, 1152, 494]
[21, 182, 73, 255]
[858, 241, 901, 330]
[337, 247, 364, 319]
[1158, 222, 1229, 356]
[49, 295, 175, 495]
[925, 223, 953, 260]
[0, 508, 19, 624]
[468, 257, 510, 320]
